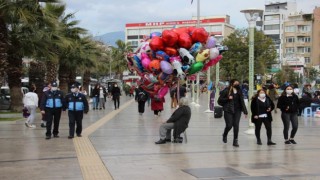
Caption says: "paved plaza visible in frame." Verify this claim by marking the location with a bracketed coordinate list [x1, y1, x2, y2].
[1, 94, 320, 180]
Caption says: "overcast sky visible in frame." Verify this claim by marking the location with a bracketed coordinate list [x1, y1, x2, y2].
[64, 0, 320, 36]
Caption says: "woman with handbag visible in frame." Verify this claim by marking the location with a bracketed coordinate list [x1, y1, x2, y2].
[23, 85, 39, 128]
[251, 89, 276, 145]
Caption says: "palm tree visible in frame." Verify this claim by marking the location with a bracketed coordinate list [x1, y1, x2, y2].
[111, 40, 132, 80]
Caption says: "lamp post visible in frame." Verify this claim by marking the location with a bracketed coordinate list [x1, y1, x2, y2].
[240, 8, 263, 135]
[195, 0, 201, 107]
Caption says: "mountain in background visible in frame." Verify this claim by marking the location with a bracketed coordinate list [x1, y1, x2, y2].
[93, 31, 125, 47]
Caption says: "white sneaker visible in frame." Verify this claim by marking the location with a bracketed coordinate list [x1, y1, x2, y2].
[29, 125, 36, 128]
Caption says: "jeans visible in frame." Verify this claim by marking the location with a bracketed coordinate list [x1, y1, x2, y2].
[223, 111, 242, 140]
[281, 112, 298, 140]
[93, 97, 99, 109]
[254, 118, 272, 141]
[68, 111, 83, 137]
[45, 108, 62, 136]
[159, 123, 174, 140]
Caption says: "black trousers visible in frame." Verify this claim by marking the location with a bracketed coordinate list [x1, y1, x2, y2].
[68, 111, 83, 136]
[45, 108, 62, 136]
[281, 112, 298, 140]
[254, 118, 272, 141]
[223, 111, 241, 140]
[154, 110, 162, 115]
[113, 97, 120, 109]
[138, 101, 146, 113]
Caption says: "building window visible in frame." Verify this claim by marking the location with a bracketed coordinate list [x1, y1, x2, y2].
[305, 57, 311, 63]
[127, 29, 139, 35]
[264, 24, 280, 30]
[297, 47, 311, 53]
[286, 47, 295, 54]
[285, 26, 295, 32]
[285, 37, 295, 43]
[298, 25, 311, 32]
[297, 36, 311, 43]
[264, 14, 280, 21]
[128, 41, 138, 47]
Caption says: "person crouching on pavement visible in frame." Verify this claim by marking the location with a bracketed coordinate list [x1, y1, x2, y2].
[65, 84, 89, 139]
[155, 97, 191, 144]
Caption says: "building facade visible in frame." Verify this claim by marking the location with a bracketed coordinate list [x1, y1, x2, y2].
[125, 15, 235, 50]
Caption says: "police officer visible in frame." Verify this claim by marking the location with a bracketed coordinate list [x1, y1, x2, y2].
[40, 81, 65, 140]
[65, 83, 89, 139]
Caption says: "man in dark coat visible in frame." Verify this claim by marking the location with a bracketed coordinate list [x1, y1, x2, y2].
[155, 98, 191, 144]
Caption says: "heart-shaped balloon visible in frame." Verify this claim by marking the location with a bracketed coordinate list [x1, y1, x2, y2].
[150, 37, 164, 51]
[164, 47, 178, 56]
[162, 30, 179, 47]
[178, 33, 192, 49]
[191, 28, 209, 43]
[172, 27, 189, 35]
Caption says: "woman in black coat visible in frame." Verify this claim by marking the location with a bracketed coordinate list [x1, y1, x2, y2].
[251, 89, 276, 145]
[218, 79, 248, 147]
[155, 98, 191, 144]
[111, 83, 121, 110]
[277, 85, 300, 144]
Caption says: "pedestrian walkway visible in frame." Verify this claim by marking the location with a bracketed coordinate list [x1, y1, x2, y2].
[1, 94, 320, 179]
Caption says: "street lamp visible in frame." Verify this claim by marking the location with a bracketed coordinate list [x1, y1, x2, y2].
[241, 8, 263, 135]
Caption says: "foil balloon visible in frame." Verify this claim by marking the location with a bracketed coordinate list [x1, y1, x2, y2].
[188, 26, 196, 34]
[196, 49, 210, 62]
[178, 33, 192, 49]
[156, 51, 170, 62]
[162, 30, 179, 47]
[188, 62, 204, 74]
[148, 73, 158, 83]
[164, 47, 178, 56]
[150, 32, 161, 39]
[191, 28, 209, 43]
[139, 42, 151, 54]
[205, 36, 217, 49]
[189, 42, 202, 56]
[158, 86, 169, 98]
[160, 60, 173, 74]
[133, 55, 144, 72]
[149, 59, 161, 72]
[209, 48, 219, 59]
[172, 27, 189, 35]
[141, 53, 151, 69]
[170, 56, 185, 80]
[150, 36, 164, 51]
[182, 64, 190, 72]
[179, 48, 195, 65]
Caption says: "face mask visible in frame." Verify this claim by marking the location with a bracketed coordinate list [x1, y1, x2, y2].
[233, 84, 240, 89]
[71, 88, 76, 93]
[114, 85, 117, 87]
[51, 87, 58, 91]
[286, 90, 293, 94]
[259, 93, 266, 98]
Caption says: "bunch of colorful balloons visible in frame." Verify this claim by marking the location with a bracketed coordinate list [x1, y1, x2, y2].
[126, 27, 226, 98]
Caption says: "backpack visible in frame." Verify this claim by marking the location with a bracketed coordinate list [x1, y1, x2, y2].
[138, 91, 147, 102]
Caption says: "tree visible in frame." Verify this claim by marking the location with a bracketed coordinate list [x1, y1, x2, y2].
[111, 40, 132, 80]
[273, 66, 298, 85]
[220, 29, 277, 82]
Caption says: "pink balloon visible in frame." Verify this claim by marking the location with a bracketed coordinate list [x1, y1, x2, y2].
[160, 60, 173, 74]
[141, 53, 151, 69]
[203, 55, 223, 71]
[158, 86, 169, 98]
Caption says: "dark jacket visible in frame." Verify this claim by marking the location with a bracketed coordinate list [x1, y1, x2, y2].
[277, 94, 299, 113]
[135, 87, 148, 102]
[64, 92, 89, 113]
[250, 96, 274, 123]
[91, 87, 100, 98]
[218, 87, 248, 114]
[299, 95, 312, 110]
[111, 86, 121, 99]
[40, 90, 64, 110]
[167, 105, 191, 138]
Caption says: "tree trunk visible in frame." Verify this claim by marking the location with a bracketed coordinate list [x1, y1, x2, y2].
[29, 61, 46, 102]
[58, 63, 69, 94]
[0, 17, 8, 87]
[7, 44, 23, 112]
[45, 60, 58, 83]
[83, 70, 90, 90]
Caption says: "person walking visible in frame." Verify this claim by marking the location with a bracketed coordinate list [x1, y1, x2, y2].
[40, 81, 65, 140]
[40, 83, 51, 128]
[151, 96, 165, 117]
[277, 85, 300, 144]
[251, 89, 276, 145]
[135, 86, 148, 115]
[65, 84, 89, 139]
[267, 84, 279, 113]
[98, 85, 107, 110]
[23, 85, 39, 128]
[218, 79, 248, 147]
[111, 83, 121, 109]
[155, 98, 191, 144]
[91, 84, 100, 110]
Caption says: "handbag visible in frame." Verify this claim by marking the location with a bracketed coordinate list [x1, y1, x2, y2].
[22, 107, 30, 118]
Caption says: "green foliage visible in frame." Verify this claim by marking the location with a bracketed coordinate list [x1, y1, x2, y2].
[220, 29, 277, 81]
[273, 66, 298, 84]
[111, 40, 132, 78]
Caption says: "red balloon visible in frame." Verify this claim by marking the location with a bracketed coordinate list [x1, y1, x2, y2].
[149, 37, 164, 51]
[188, 26, 196, 34]
[178, 33, 192, 49]
[164, 47, 178, 56]
[172, 27, 189, 35]
[162, 30, 179, 47]
[149, 59, 161, 71]
[191, 28, 209, 43]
